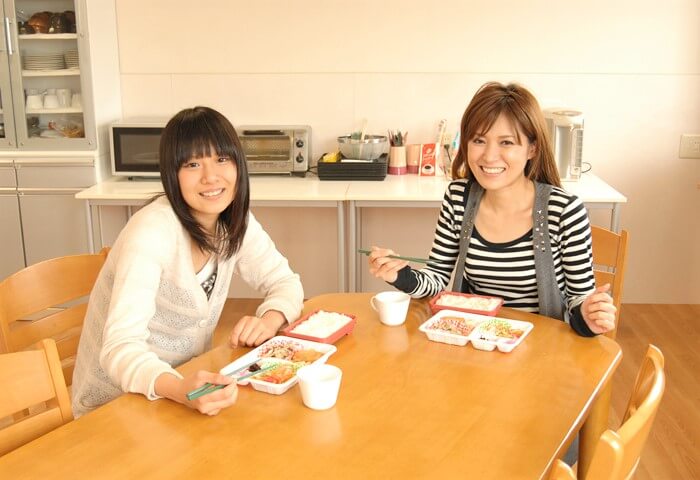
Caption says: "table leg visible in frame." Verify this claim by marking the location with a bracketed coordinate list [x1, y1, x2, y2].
[578, 381, 612, 477]
[611, 204, 621, 233]
[84, 201, 95, 254]
[347, 201, 356, 293]
[337, 202, 346, 293]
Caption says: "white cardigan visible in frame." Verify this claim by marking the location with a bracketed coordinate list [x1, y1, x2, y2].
[72, 196, 304, 417]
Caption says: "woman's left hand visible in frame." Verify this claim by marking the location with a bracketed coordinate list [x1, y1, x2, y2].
[229, 310, 287, 347]
[581, 284, 617, 334]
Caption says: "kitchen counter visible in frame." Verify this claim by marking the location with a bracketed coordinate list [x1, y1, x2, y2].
[77, 173, 627, 292]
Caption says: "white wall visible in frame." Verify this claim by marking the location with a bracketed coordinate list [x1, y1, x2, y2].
[113, 0, 700, 303]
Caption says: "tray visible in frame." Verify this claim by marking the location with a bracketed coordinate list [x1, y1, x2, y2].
[317, 153, 387, 181]
[282, 309, 356, 344]
[220, 336, 337, 395]
[419, 310, 533, 353]
[429, 291, 504, 317]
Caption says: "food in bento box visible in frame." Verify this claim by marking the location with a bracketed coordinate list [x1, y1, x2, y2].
[427, 316, 480, 336]
[252, 362, 303, 384]
[477, 318, 525, 341]
[292, 349, 325, 363]
[290, 310, 353, 338]
[257, 338, 325, 362]
[435, 293, 501, 311]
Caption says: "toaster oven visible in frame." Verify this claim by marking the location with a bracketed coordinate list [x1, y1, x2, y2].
[111, 121, 311, 178]
[237, 125, 310, 176]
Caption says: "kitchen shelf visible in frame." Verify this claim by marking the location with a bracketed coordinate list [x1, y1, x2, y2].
[25, 107, 83, 114]
[18, 33, 78, 40]
[22, 68, 80, 77]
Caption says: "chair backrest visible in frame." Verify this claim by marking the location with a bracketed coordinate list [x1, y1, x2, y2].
[0, 247, 109, 386]
[0, 338, 72, 456]
[548, 344, 665, 480]
[590, 226, 629, 335]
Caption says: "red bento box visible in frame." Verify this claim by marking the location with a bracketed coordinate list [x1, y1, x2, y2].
[282, 309, 357, 344]
[428, 291, 504, 317]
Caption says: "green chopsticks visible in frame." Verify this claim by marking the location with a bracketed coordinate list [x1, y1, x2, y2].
[186, 359, 274, 401]
[357, 248, 431, 265]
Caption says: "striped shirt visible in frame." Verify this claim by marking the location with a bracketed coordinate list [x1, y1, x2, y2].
[393, 179, 596, 335]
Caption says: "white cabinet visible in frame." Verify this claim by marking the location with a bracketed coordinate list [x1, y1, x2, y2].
[0, 158, 93, 279]
[0, 0, 98, 150]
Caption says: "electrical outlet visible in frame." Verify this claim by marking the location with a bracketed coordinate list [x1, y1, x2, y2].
[679, 134, 700, 159]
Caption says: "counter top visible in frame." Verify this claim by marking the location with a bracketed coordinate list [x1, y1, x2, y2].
[76, 173, 627, 204]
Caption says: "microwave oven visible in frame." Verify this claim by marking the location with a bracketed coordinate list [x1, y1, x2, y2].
[110, 119, 166, 178]
[110, 120, 310, 178]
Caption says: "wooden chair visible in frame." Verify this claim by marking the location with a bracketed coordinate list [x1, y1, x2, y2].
[590, 226, 629, 336]
[549, 344, 666, 480]
[0, 247, 109, 386]
[0, 338, 72, 456]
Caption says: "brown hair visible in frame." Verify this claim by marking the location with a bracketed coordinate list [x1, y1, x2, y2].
[451, 82, 561, 187]
[158, 106, 250, 259]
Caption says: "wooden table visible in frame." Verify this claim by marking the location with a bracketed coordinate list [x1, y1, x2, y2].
[0, 293, 621, 479]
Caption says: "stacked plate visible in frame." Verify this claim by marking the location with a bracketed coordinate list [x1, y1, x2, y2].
[64, 49, 79, 68]
[23, 53, 65, 70]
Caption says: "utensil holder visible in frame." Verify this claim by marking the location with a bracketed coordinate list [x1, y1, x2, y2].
[406, 144, 421, 174]
[388, 146, 407, 175]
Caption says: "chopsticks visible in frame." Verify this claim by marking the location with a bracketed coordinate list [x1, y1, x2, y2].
[186, 358, 271, 401]
[357, 248, 432, 265]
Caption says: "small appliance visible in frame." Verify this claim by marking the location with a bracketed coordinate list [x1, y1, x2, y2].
[543, 108, 584, 181]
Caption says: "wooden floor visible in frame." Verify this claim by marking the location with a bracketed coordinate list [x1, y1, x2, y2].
[216, 300, 700, 479]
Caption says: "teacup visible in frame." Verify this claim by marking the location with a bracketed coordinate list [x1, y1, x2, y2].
[370, 291, 410, 326]
[26, 94, 43, 109]
[297, 364, 342, 411]
[57, 88, 71, 107]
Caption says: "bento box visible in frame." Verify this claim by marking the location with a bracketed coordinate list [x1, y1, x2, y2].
[418, 309, 486, 346]
[419, 310, 533, 353]
[281, 309, 356, 344]
[429, 291, 504, 316]
[470, 318, 534, 353]
[220, 336, 337, 395]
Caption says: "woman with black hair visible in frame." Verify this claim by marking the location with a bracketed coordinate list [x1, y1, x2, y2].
[72, 106, 303, 417]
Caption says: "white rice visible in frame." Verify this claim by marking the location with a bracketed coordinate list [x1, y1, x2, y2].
[291, 310, 352, 338]
[435, 294, 500, 311]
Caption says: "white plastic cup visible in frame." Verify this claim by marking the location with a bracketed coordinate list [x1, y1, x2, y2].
[71, 93, 82, 109]
[371, 291, 410, 326]
[57, 88, 72, 107]
[297, 364, 342, 411]
[43, 94, 59, 109]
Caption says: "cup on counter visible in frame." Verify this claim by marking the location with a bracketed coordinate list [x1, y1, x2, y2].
[406, 144, 421, 174]
[71, 93, 82, 109]
[297, 364, 342, 411]
[388, 145, 407, 175]
[26, 94, 43, 110]
[43, 94, 59, 109]
[371, 291, 410, 326]
[57, 88, 72, 107]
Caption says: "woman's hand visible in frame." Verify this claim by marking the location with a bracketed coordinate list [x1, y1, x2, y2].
[581, 284, 617, 334]
[229, 310, 287, 347]
[155, 371, 238, 416]
[367, 246, 409, 283]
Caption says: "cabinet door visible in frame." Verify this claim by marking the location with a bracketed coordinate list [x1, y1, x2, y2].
[5, 0, 92, 150]
[18, 189, 89, 265]
[0, 191, 25, 279]
[0, 1, 18, 148]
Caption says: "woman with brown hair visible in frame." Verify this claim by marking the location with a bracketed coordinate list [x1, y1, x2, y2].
[368, 82, 615, 337]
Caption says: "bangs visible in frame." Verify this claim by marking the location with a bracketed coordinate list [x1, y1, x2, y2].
[471, 102, 527, 145]
[173, 112, 239, 166]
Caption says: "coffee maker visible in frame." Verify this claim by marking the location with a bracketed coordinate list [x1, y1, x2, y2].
[543, 108, 584, 181]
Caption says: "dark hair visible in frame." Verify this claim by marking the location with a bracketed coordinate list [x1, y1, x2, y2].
[158, 106, 249, 259]
[451, 82, 561, 187]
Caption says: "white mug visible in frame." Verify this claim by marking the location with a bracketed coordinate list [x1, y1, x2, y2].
[297, 364, 342, 411]
[57, 88, 72, 107]
[370, 291, 410, 326]
[26, 94, 43, 110]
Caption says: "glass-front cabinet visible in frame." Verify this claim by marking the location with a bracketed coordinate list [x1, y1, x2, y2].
[0, 0, 95, 150]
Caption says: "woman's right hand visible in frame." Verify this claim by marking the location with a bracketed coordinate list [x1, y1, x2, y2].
[367, 246, 408, 283]
[156, 370, 238, 416]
